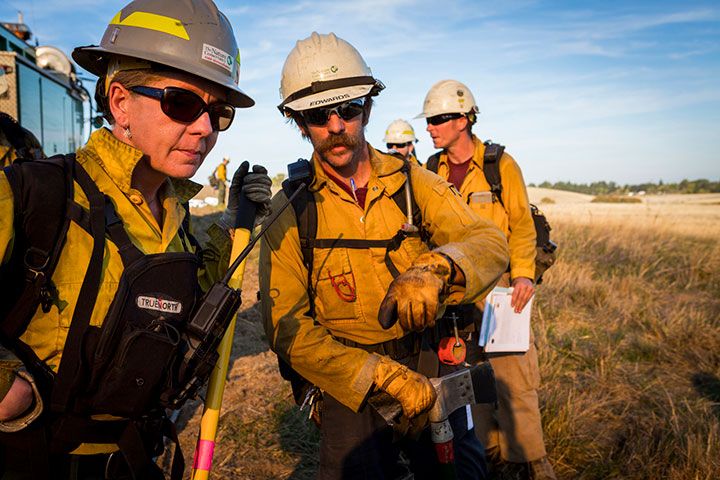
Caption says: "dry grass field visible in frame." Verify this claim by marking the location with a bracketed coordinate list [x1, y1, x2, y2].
[174, 189, 720, 479]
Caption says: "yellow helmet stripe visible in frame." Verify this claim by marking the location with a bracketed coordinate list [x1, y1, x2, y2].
[110, 11, 190, 40]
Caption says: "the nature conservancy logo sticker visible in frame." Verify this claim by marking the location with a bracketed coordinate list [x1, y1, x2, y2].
[202, 43, 233, 73]
[137, 295, 182, 314]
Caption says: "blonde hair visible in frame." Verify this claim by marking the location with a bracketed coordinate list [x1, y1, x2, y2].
[95, 69, 166, 124]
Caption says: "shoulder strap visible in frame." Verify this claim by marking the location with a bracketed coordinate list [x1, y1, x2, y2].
[482, 141, 505, 209]
[426, 153, 441, 173]
[282, 178, 317, 318]
[51, 161, 111, 411]
[0, 155, 75, 340]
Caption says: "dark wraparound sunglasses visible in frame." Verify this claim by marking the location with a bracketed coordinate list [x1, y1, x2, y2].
[426, 112, 465, 126]
[130, 86, 235, 132]
[301, 98, 366, 126]
[387, 142, 412, 149]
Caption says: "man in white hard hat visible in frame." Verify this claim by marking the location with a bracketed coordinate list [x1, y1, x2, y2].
[261, 33, 511, 479]
[418, 79, 556, 480]
[384, 119, 420, 165]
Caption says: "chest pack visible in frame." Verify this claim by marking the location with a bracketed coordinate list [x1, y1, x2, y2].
[0, 155, 247, 479]
[427, 142, 557, 283]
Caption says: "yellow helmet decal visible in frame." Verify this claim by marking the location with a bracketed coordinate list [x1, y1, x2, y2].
[110, 11, 190, 40]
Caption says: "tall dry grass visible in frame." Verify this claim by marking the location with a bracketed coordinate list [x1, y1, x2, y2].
[535, 219, 720, 479]
[182, 202, 720, 479]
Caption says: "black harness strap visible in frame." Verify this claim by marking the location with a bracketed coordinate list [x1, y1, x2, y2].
[51, 162, 107, 412]
[482, 142, 506, 208]
[425, 153, 440, 174]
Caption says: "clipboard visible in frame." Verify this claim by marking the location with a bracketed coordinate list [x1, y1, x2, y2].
[479, 287, 532, 353]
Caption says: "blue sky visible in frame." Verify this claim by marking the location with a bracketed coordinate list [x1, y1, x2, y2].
[2, 0, 718, 184]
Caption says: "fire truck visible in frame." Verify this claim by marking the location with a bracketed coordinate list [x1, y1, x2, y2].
[0, 14, 89, 155]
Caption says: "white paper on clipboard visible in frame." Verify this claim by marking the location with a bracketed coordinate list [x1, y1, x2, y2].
[478, 287, 532, 353]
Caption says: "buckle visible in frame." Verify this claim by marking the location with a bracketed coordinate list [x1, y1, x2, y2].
[24, 247, 50, 273]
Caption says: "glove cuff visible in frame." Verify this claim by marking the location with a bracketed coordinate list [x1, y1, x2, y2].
[0, 368, 44, 433]
[410, 251, 455, 286]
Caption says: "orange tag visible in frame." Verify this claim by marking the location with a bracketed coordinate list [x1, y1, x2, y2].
[438, 337, 466, 365]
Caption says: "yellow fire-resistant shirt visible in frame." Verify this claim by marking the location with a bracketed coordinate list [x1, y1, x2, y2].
[0, 127, 232, 452]
[216, 162, 228, 182]
[429, 135, 536, 281]
[260, 145, 509, 411]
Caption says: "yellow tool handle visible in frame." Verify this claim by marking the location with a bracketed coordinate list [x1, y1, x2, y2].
[191, 227, 251, 480]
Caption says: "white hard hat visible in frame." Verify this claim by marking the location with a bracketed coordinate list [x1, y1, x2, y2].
[383, 119, 417, 144]
[415, 79, 479, 119]
[278, 32, 384, 113]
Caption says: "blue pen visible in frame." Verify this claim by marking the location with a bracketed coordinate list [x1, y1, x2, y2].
[349, 178, 359, 204]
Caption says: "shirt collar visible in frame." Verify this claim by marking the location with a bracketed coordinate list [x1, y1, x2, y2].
[309, 143, 407, 197]
[79, 128, 201, 202]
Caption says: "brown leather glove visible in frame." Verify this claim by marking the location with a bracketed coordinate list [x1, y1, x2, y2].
[378, 251, 455, 331]
[373, 356, 436, 419]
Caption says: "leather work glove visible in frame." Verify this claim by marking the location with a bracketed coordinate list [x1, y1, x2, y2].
[373, 356, 436, 419]
[220, 161, 273, 230]
[378, 251, 456, 331]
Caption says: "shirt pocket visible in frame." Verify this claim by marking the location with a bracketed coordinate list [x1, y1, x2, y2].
[468, 191, 509, 234]
[468, 191, 494, 220]
[313, 249, 359, 324]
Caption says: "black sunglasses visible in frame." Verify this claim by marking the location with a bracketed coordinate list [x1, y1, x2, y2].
[387, 142, 412, 149]
[426, 113, 465, 126]
[130, 86, 235, 132]
[301, 98, 366, 126]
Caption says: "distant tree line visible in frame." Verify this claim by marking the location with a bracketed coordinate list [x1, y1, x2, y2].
[528, 179, 720, 195]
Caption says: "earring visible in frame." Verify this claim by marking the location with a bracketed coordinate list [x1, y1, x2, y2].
[123, 126, 132, 139]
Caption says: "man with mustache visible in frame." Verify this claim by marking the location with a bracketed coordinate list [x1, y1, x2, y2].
[260, 32, 510, 479]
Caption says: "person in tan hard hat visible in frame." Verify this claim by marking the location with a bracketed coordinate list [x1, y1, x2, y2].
[261, 32, 509, 480]
[419, 79, 557, 480]
[0, 1, 271, 478]
[384, 118, 420, 165]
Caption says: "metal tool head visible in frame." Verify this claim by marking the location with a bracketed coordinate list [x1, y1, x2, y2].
[428, 363, 496, 423]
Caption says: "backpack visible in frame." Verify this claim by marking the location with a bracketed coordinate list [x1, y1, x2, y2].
[208, 172, 219, 189]
[426, 141, 557, 284]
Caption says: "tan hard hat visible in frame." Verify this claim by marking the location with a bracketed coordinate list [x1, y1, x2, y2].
[415, 79, 478, 119]
[383, 119, 417, 144]
[72, 0, 254, 108]
[278, 32, 384, 113]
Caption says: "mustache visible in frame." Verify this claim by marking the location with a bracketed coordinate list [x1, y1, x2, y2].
[317, 133, 361, 156]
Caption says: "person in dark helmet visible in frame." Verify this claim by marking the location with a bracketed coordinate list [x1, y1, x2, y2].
[0, 112, 45, 166]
